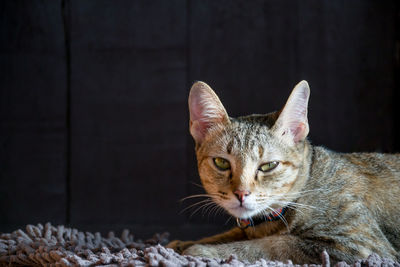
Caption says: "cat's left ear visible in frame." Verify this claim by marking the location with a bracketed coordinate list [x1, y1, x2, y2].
[188, 81, 229, 144]
[272, 80, 310, 144]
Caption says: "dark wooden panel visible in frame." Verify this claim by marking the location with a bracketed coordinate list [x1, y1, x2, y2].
[0, 1, 67, 230]
[297, 0, 396, 152]
[190, 0, 298, 116]
[69, 0, 188, 227]
[395, 1, 400, 152]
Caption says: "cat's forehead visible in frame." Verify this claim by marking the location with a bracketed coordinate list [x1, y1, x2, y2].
[231, 119, 269, 139]
[225, 119, 273, 151]
[204, 116, 282, 157]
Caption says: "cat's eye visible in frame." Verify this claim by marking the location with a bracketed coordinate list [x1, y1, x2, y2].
[259, 161, 279, 172]
[213, 157, 231, 171]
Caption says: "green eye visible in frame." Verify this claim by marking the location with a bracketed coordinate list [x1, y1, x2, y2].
[259, 161, 279, 172]
[213, 157, 231, 171]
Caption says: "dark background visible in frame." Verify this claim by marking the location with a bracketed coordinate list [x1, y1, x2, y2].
[1, 1, 399, 240]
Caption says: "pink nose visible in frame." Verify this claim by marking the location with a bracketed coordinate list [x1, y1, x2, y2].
[234, 190, 251, 204]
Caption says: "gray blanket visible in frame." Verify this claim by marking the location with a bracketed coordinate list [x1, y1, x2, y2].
[0, 223, 398, 266]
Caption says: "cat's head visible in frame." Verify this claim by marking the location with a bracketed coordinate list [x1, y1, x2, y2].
[188, 81, 311, 219]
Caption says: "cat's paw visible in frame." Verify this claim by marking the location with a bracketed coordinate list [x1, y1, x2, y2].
[182, 244, 220, 259]
[166, 240, 195, 254]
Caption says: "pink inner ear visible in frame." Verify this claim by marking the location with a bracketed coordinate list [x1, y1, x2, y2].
[189, 95, 203, 123]
[190, 115, 226, 143]
[189, 120, 202, 143]
[188, 82, 229, 143]
[189, 97, 211, 143]
[293, 122, 307, 143]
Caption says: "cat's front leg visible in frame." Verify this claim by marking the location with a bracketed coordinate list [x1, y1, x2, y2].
[166, 240, 196, 254]
[182, 244, 222, 259]
[166, 227, 246, 254]
[182, 235, 313, 263]
[182, 240, 268, 262]
[181, 234, 379, 264]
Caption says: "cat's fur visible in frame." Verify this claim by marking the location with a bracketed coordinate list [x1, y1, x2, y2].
[167, 81, 400, 264]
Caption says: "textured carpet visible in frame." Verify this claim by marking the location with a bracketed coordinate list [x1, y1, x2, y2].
[0, 223, 399, 266]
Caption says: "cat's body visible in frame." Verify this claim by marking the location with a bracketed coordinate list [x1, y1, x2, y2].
[167, 81, 400, 264]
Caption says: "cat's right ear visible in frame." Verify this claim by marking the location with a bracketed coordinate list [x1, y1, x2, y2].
[272, 80, 310, 145]
[188, 81, 229, 144]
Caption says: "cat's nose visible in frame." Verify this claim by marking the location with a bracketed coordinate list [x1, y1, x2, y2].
[234, 190, 251, 204]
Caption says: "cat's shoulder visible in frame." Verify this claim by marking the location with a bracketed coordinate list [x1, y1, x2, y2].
[312, 145, 400, 174]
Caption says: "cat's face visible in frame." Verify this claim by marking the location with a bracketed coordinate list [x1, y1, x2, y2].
[189, 81, 310, 219]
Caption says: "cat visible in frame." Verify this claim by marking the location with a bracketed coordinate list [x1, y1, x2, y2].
[166, 80, 400, 264]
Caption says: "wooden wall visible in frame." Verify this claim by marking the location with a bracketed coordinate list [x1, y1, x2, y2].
[1, 0, 398, 240]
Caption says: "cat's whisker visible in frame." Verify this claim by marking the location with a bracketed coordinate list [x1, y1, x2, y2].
[190, 181, 204, 189]
[205, 201, 228, 220]
[208, 205, 221, 219]
[209, 203, 226, 221]
[249, 217, 255, 230]
[256, 189, 324, 200]
[275, 202, 306, 215]
[206, 205, 215, 219]
[179, 199, 214, 215]
[180, 199, 213, 217]
[273, 200, 317, 217]
[264, 207, 290, 231]
[218, 207, 226, 217]
[189, 202, 216, 218]
[278, 201, 317, 210]
[261, 211, 268, 222]
[180, 194, 216, 202]
[216, 205, 227, 217]
[256, 191, 323, 202]
[256, 197, 317, 213]
[288, 202, 316, 209]
[204, 202, 218, 217]
[201, 203, 219, 219]
[269, 188, 325, 198]
[212, 204, 221, 215]
[224, 215, 233, 225]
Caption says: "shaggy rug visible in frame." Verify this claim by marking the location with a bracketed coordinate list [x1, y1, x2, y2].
[0, 223, 399, 266]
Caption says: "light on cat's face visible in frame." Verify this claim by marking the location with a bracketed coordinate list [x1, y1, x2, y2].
[189, 81, 310, 219]
[197, 127, 302, 219]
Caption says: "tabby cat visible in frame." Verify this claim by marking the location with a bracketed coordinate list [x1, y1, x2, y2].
[167, 81, 400, 264]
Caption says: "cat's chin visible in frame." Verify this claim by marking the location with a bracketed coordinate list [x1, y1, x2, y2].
[228, 206, 259, 219]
